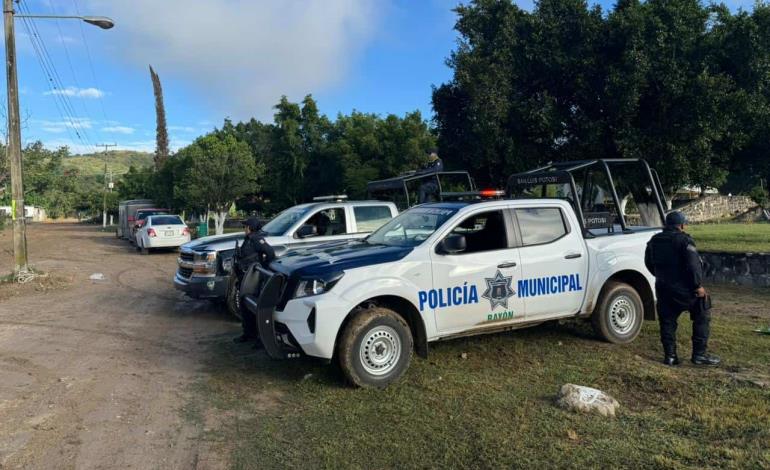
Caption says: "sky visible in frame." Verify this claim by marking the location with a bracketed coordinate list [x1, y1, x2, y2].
[0, 0, 759, 155]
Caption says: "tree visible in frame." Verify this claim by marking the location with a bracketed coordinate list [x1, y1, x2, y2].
[176, 132, 263, 234]
[269, 96, 307, 208]
[150, 65, 169, 170]
[432, 0, 750, 193]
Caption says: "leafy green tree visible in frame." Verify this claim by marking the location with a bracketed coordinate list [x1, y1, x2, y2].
[176, 132, 263, 234]
[432, 0, 753, 193]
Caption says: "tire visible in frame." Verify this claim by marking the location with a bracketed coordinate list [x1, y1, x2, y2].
[591, 281, 643, 344]
[337, 307, 413, 388]
[140, 240, 150, 255]
[225, 272, 242, 320]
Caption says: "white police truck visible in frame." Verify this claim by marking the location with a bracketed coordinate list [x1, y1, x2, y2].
[242, 159, 668, 388]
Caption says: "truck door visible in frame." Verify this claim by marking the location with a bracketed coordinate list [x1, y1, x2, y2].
[430, 208, 525, 334]
[512, 206, 588, 321]
[291, 205, 357, 247]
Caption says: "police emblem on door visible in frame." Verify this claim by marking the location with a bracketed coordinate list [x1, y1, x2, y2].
[482, 270, 516, 309]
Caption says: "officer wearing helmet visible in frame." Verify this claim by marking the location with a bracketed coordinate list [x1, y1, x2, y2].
[645, 211, 720, 366]
[233, 217, 275, 344]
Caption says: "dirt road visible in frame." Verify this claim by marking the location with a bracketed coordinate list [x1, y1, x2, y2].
[0, 224, 237, 469]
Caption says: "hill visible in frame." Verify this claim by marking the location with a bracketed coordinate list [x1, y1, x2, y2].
[63, 150, 154, 176]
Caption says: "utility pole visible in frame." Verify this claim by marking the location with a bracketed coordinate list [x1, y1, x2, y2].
[4, 0, 28, 275]
[97, 143, 117, 228]
[3, 3, 112, 277]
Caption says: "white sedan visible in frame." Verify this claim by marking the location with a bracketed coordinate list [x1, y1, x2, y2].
[136, 215, 191, 254]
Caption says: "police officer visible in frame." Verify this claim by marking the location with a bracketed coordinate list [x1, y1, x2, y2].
[645, 211, 720, 366]
[233, 217, 275, 344]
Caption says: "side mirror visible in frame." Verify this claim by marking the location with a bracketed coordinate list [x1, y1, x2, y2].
[295, 224, 317, 239]
[437, 234, 466, 255]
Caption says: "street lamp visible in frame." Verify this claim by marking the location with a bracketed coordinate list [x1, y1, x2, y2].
[3, 0, 114, 276]
[15, 15, 115, 30]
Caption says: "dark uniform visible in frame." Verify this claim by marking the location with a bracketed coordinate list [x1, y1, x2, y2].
[234, 218, 275, 342]
[644, 211, 719, 366]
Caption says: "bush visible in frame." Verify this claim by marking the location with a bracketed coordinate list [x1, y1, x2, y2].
[748, 185, 769, 209]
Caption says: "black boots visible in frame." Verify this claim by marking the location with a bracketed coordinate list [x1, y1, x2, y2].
[663, 345, 680, 366]
[663, 355, 681, 366]
[691, 353, 721, 366]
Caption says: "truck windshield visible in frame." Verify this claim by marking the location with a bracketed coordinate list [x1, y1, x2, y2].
[262, 206, 313, 236]
[366, 207, 458, 247]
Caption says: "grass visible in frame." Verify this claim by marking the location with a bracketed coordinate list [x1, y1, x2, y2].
[687, 223, 770, 253]
[184, 285, 770, 469]
[62, 150, 153, 176]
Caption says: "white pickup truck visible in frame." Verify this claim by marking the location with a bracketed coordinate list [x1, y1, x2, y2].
[242, 159, 667, 388]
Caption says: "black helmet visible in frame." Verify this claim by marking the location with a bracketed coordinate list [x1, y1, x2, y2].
[242, 217, 263, 231]
[665, 211, 687, 226]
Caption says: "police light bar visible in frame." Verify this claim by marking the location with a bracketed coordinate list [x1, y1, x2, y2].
[440, 189, 505, 200]
[312, 195, 349, 202]
[479, 189, 505, 198]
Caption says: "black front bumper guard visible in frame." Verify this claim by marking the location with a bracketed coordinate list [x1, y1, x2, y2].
[242, 266, 301, 360]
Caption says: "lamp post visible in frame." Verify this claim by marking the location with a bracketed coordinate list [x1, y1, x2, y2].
[3, 0, 114, 276]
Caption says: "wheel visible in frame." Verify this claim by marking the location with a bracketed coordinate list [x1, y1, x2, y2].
[140, 240, 150, 255]
[337, 307, 413, 388]
[591, 281, 643, 344]
[225, 272, 242, 320]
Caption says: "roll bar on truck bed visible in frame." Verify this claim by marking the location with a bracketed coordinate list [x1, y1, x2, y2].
[506, 159, 667, 235]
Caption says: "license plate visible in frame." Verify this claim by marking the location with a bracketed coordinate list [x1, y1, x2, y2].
[164, 230, 174, 237]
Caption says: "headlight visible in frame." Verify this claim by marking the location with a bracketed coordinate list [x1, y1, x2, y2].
[294, 274, 343, 299]
[192, 251, 217, 275]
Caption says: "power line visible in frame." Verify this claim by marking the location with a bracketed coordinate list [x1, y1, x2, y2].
[46, 0, 94, 131]
[72, 0, 109, 124]
[20, 0, 96, 151]
[16, 11, 81, 149]
[17, 6, 92, 151]
[18, 0, 96, 152]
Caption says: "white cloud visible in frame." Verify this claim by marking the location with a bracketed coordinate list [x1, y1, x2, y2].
[101, 125, 135, 134]
[33, 118, 93, 133]
[88, 0, 381, 120]
[44, 86, 105, 99]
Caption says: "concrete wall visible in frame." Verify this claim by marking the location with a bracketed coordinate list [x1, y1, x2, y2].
[678, 195, 758, 223]
[701, 251, 770, 287]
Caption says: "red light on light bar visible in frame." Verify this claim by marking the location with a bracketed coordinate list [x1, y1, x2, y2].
[479, 189, 505, 197]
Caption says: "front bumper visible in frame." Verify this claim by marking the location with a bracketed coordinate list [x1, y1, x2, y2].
[243, 267, 345, 360]
[174, 271, 228, 299]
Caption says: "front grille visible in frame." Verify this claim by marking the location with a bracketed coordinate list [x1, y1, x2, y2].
[179, 251, 194, 263]
[178, 267, 193, 279]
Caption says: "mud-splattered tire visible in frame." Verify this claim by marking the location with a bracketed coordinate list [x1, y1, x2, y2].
[337, 307, 413, 388]
[225, 272, 242, 320]
[592, 281, 643, 344]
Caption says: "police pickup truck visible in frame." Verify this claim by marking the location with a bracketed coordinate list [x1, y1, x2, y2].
[174, 197, 397, 314]
[242, 159, 667, 388]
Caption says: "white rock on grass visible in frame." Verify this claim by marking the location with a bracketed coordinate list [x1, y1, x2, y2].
[557, 384, 619, 418]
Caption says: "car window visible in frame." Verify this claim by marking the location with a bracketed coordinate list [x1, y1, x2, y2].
[137, 210, 167, 220]
[515, 208, 567, 246]
[262, 205, 313, 236]
[149, 215, 185, 226]
[366, 206, 458, 247]
[304, 208, 347, 237]
[447, 210, 508, 253]
[354, 205, 393, 232]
